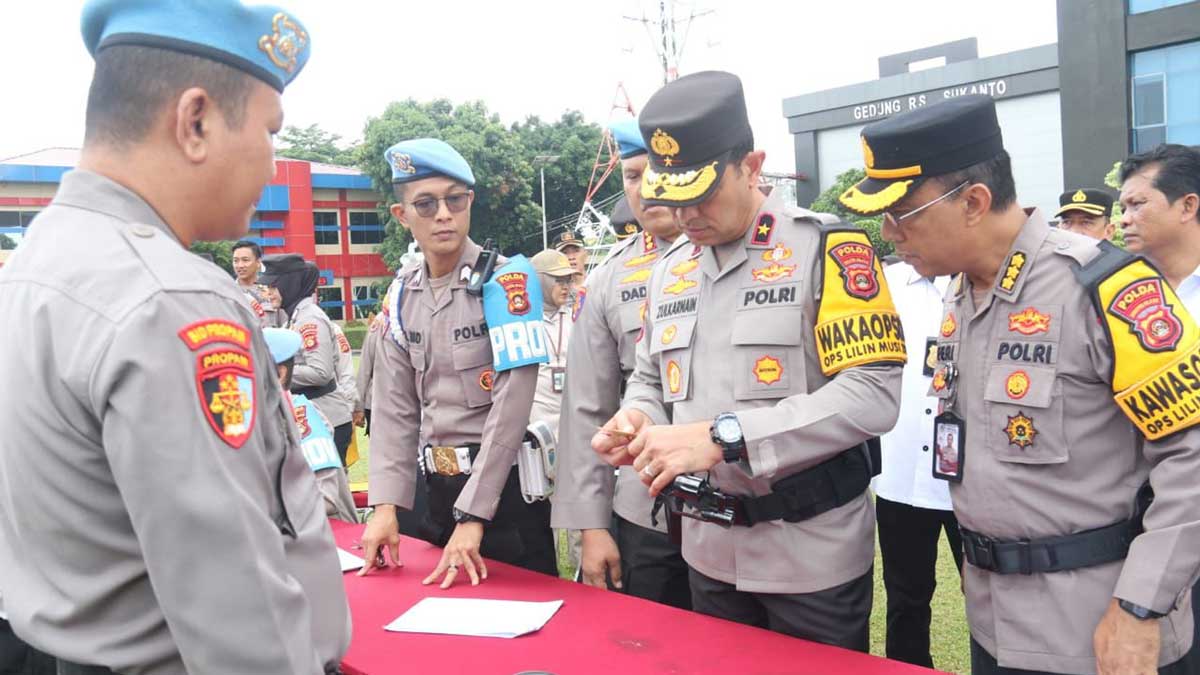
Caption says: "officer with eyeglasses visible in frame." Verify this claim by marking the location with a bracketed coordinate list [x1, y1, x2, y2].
[841, 94, 1200, 675]
[358, 138, 557, 587]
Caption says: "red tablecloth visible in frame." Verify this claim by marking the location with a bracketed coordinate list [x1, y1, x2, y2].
[330, 520, 944, 675]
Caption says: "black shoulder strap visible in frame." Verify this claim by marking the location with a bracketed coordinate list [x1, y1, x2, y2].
[1072, 240, 1134, 292]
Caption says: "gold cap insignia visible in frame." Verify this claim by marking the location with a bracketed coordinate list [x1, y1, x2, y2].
[651, 129, 681, 166]
[1072, 189, 1087, 203]
[258, 12, 309, 74]
[861, 136, 875, 170]
[389, 152, 415, 175]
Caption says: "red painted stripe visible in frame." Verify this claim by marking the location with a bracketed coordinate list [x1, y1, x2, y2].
[0, 197, 52, 207]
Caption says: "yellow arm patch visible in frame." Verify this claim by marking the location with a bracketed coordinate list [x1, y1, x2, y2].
[814, 229, 906, 376]
[1096, 258, 1200, 440]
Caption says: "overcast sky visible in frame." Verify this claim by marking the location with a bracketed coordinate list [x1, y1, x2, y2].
[0, 1, 1058, 175]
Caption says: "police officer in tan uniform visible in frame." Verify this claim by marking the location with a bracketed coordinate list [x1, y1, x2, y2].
[551, 118, 692, 608]
[359, 138, 555, 587]
[0, 2, 349, 672]
[593, 71, 905, 649]
[840, 94, 1200, 674]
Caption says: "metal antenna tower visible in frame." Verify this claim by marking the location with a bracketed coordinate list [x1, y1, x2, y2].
[624, 0, 713, 84]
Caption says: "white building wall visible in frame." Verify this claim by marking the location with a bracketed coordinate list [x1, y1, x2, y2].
[816, 91, 1064, 216]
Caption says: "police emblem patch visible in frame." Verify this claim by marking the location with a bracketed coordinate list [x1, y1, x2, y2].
[1005, 371, 1030, 399]
[479, 369, 495, 392]
[178, 319, 251, 351]
[496, 271, 532, 316]
[299, 323, 319, 351]
[753, 355, 783, 385]
[1107, 277, 1183, 352]
[941, 312, 957, 338]
[336, 332, 351, 353]
[827, 241, 880, 300]
[667, 359, 682, 394]
[196, 348, 256, 449]
[1005, 412, 1037, 449]
[1008, 308, 1051, 335]
[389, 152, 416, 176]
[750, 214, 775, 246]
[752, 243, 797, 283]
[661, 324, 678, 345]
[1072, 189, 1087, 203]
[257, 12, 309, 74]
[250, 299, 265, 318]
[572, 286, 587, 322]
[293, 404, 312, 438]
[650, 129, 681, 166]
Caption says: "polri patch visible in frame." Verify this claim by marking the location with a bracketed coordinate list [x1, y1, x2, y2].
[1005, 412, 1037, 448]
[195, 348, 256, 449]
[299, 323, 319, 351]
[497, 271, 533, 316]
[178, 319, 251, 351]
[1008, 307, 1051, 336]
[827, 241, 880, 300]
[1108, 277, 1182, 352]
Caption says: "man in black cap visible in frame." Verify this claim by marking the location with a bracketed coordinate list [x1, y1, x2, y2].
[842, 94, 1200, 674]
[1056, 188, 1115, 241]
[592, 70, 905, 648]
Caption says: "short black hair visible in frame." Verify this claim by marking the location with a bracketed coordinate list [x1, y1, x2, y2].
[1119, 144, 1200, 206]
[933, 150, 1017, 213]
[727, 140, 756, 175]
[232, 240, 262, 259]
[84, 45, 253, 148]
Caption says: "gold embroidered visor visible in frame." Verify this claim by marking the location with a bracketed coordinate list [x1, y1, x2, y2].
[640, 155, 727, 208]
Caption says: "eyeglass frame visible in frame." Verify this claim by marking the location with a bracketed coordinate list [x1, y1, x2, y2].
[882, 180, 970, 228]
[407, 190, 474, 218]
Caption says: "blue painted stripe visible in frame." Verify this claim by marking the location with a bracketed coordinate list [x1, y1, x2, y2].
[0, 226, 25, 234]
[318, 300, 343, 309]
[245, 236, 285, 247]
[311, 173, 373, 190]
[347, 225, 384, 232]
[0, 164, 71, 183]
[313, 225, 340, 232]
[254, 185, 290, 212]
[351, 299, 379, 306]
[247, 219, 286, 231]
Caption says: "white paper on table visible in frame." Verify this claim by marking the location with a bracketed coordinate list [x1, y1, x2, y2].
[383, 597, 564, 639]
[336, 548, 365, 572]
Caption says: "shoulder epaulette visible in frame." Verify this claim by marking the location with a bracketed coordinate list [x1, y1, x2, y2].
[1072, 240, 1134, 291]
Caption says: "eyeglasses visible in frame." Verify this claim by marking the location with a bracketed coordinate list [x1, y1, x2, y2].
[409, 192, 472, 218]
[883, 181, 970, 228]
[553, 276, 574, 287]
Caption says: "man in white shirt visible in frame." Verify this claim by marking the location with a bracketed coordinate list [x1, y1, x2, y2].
[529, 249, 576, 438]
[1119, 144, 1200, 316]
[874, 260, 963, 669]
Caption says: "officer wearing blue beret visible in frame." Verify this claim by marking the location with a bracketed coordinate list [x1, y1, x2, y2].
[0, 2, 351, 673]
[359, 138, 557, 587]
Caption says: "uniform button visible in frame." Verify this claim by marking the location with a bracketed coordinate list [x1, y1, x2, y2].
[132, 225, 155, 238]
[922, 445, 929, 452]
[925, 408, 932, 415]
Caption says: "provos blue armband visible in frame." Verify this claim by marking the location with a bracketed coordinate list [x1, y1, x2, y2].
[482, 255, 550, 372]
[290, 394, 344, 472]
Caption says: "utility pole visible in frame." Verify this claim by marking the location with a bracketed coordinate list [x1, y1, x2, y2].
[624, 0, 713, 84]
[533, 155, 560, 250]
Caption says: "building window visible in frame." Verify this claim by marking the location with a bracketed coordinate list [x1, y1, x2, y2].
[318, 286, 344, 321]
[0, 210, 40, 250]
[352, 283, 383, 320]
[349, 211, 384, 245]
[1129, 0, 1193, 14]
[1131, 41, 1200, 152]
[314, 211, 340, 246]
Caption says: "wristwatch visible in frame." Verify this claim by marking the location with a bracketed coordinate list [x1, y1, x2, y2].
[1118, 598, 1165, 620]
[452, 508, 486, 524]
[710, 412, 747, 463]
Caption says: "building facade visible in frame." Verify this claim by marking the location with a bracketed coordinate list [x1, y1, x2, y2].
[0, 148, 390, 322]
[783, 0, 1200, 212]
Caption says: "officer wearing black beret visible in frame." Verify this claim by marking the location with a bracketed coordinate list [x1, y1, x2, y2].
[1056, 188, 1116, 240]
[593, 70, 905, 649]
[843, 94, 1200, 674]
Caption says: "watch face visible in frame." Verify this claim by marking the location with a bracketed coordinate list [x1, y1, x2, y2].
[716, 416, 741, 443]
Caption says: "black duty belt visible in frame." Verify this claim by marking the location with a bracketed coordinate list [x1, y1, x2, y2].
[961, 483, 1153, 575]
[293, 379, 338, 400]
[655, 441, 879, 541]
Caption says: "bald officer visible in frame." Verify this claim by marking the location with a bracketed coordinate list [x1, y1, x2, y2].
[593, 71, 904, 649]
[551, 118, 691, 608]
[360, 139, 555, 587]
[841, 94, 1200, 674]
[0, 2, 349, 673]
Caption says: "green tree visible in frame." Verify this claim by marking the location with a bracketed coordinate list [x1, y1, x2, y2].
[359, 99, 542, 269]
[512, 111, 622, 240]
[189, 240, 235, 277]
[810, 168, 892, 256]
[1104, 160, 1128, 248]
[0, 233, 16, 250]
[276, 124, 357, 166]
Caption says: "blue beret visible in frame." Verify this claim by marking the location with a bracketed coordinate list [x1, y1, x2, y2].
[385, 138, 475, 187]
[81, 0, 311, 93]
[610, 118, 647, 159]
[262, 327, 302, 365]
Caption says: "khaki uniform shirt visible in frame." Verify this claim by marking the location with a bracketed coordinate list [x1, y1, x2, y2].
[530, 306, 573, 439]
[552, 231, 675, 531]
[290, 297, 353, 428]
[0, 170, 350, 674]
[369, 240, 539, 520]
[331, 323, 361, 414]
[933, 211, 1200, 673]
[357, 316, 385, 411]
[623, 190, 904, 593]
[239, 282, 274, 328]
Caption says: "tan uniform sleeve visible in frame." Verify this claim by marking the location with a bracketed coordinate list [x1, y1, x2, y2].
[453, 363, 539, 520]
[552, 267, 624, 530]
[368, 329, 421, 509]
[92, 294, 325, 674]
[356, 325, 380, 410]
[291, 311, 336, 389]
[1093, 307, 1200, 612]
[622, 263, 674, 427]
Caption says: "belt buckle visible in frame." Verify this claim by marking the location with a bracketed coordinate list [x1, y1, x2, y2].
[970, 533, 997, 570]
[431, 446, 463, 476]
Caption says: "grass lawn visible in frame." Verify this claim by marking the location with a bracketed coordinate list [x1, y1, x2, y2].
[345, 353, 969, 671]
